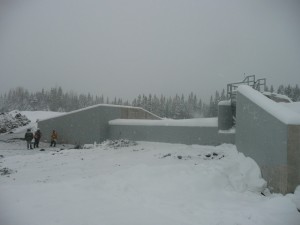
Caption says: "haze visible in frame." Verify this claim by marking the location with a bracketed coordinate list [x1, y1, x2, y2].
[0, 0, 299, 102]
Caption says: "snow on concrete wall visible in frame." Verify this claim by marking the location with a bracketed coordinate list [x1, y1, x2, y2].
[236, 85, 300, 193]
[109, 118, 235, 145]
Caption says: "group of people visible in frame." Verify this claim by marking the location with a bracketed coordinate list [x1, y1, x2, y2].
[24, 129, 58, 149]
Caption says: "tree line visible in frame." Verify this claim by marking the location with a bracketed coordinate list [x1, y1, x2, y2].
[0, 84, 299, 119]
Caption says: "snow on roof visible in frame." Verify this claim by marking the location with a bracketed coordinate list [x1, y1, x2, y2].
[281, 102, 300, 115]
[238, 85, 300, 125]
[22, 111, 66, 122]
[109, 118, 218, 127]
[39, 104, 161, 122]
[263, 91, 292, 103]
[218, 100, 231, 106]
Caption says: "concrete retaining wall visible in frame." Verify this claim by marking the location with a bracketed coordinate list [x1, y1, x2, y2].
[38, 104, 160, 145]
[109, 123, 235, 146]
[236, 86, 300, 193]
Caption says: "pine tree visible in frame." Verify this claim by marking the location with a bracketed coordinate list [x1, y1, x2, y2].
[292, 84, 300, 101]
[277, 85, 285, 94]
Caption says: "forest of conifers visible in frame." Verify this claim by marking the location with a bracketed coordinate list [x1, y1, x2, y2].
[0, 84, 299, 119]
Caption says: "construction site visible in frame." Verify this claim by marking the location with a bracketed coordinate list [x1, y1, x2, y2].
[38, 75, 300, 194]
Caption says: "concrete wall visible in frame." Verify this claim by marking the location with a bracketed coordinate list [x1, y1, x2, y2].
[38, 105, 160, 145]
[287, 125, 300, 192]
[120, 108, 159, 119]
[109, 124, 235, 146]
[236, 86, 300, 193]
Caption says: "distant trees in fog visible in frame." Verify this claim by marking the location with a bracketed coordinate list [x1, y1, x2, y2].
[131, 91, 226, 119]
[0, 84, 299, 119]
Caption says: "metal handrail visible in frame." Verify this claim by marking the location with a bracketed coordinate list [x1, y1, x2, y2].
[254, 78, 266, 91]
[227, 75, 266, 100]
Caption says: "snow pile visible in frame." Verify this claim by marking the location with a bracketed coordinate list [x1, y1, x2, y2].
[287, 186, 300, 210]
[83, 139, 138, 149]
[0, 167, 16, 176]
[0, 110, 31, 134]
[100, 139, 138, 149]
[222, 150, 267, 193]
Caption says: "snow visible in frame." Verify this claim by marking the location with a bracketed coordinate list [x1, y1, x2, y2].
[0, 111, 299, 225]
[238, 85, 300, 125]
[218, 100, 231, 106]
[39, 104, 161, 122]
[281, 102, 300, 115]
[0, 111, 65, 140]
[219, 127, 236, 134]
[0, 111, 30, 134]
[21, 110, 65, 122]
[109, 118, 218, 127]
[263, 91, 293, 103]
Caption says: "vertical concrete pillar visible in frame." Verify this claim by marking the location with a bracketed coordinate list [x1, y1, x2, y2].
[218, 100, 233, 130]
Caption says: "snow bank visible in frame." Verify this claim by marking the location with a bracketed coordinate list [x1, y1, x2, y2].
[238, 85, 300, 125]
[287, 185, 300, 210]
[223, 149, 267, 192]
[109, 117, 218, 127]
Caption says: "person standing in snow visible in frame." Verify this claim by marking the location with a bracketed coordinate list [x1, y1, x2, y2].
[34, 128, 42, 148]
[50, 130, 58, 147]
[24, 128, 34, 149]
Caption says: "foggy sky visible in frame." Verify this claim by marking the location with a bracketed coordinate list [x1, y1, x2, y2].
[0, 0, 300, 102]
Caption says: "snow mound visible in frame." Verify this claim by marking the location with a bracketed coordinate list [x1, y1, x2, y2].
[100, 139, 138, 149]
[0, 110, 31, 134]
[287, 185, 300, 210]
[224, 150, 267, 193]
[0, 167, 16, 176]
[83, 139, 138, 150]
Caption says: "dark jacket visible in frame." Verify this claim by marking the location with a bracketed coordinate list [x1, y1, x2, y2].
[25, 131, 34, 141]
[34, 130, 42, 140]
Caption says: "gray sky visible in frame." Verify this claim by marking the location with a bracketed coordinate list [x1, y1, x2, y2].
[0, 0, 300, 102]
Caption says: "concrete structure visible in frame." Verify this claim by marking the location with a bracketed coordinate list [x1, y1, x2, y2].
[218, 100, 233, 130]
[39, 104, 235, 146]
[109, 118, 235, 145]
[38, 104, 160, 145]
[38, 86, 300, 194]
[235, 85, 300, 194]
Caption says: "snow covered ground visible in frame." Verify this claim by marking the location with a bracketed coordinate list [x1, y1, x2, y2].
[0, 111, 299, 225]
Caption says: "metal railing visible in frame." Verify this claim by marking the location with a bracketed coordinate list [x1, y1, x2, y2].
[227, 75, 266, 100]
